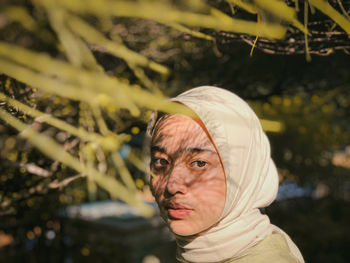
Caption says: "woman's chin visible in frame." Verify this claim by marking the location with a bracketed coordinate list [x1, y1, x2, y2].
[168, 220, 201, 236]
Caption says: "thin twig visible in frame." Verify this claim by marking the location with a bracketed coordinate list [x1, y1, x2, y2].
[3, 160, 52, 177]
[48, 174, 86, 190]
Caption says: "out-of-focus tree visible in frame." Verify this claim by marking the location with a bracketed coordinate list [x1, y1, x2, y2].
[0, 1, 349, 259]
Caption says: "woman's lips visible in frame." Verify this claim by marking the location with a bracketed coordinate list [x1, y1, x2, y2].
[168, 208, 192, 218]
[166, 203, 192, 218]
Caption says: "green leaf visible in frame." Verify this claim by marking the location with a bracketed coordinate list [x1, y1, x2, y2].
[309, 0, 350, 33]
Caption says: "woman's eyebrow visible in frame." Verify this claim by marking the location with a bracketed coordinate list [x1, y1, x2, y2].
[151, 145, 166, 154]
[151, 145, 216, 155]
[186, 147, 217, 154]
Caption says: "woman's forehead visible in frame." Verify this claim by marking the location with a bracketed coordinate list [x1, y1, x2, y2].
[151, 114, 213, 151]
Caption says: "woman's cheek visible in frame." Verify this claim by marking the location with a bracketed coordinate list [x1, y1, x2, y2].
[151, 176, 166, 198]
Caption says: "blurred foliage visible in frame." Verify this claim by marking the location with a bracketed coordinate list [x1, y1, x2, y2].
[0, 0, 347, 218]
[212, 0, 350, 57]
[251, 88, 350, 185]
[0, 0, 349, 262]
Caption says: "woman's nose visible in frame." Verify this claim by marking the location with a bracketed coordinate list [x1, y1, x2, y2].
[166, 165, 187, 195]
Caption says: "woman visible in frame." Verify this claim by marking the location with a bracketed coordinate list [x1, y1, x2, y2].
[147, 86, 304, 263]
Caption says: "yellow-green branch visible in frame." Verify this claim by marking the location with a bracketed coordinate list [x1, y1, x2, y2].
[0, 108, 153, 216]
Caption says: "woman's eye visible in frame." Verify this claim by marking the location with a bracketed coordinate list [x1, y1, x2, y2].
[153, 158, 169, 168]
[191, 160, 207, 168]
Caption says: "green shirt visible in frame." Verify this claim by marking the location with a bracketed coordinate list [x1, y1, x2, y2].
[224, 234, 300, 263]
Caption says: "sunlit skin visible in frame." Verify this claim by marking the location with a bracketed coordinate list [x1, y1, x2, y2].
[150, 114, 226, 236]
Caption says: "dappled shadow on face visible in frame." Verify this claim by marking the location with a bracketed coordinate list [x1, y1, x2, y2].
[150, 114, 226, 236]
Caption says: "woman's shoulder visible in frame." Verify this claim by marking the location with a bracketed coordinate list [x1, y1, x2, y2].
[224, 234, 301, 263]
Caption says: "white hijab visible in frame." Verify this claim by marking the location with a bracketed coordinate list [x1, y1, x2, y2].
[148, 86, 304, 263]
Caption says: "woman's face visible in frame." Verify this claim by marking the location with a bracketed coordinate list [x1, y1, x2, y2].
[150, 114, 226, 236]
